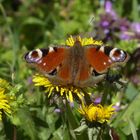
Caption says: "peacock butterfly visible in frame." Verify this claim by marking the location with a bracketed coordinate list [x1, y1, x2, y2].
[24, 37, 129, 87]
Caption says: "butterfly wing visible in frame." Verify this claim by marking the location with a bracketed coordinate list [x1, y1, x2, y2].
[25, 46, 72, 85]
[85, 45, 129, 73]
[25, 44, 129, 87]
[75, 45, 129, 87]
[25, 47, 65, 73]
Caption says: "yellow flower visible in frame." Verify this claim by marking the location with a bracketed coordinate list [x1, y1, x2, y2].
[0, 87, 12, 120]
[78, 103, 115, 123]
[65, 36, 103, 47]
[33, 74, 88, 103]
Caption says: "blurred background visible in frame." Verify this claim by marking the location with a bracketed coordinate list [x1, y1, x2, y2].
[0, 0, 140, 140]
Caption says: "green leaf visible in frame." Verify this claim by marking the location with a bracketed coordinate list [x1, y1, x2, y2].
[128, 118, 138, 140]
[12, 108, 38, 140]
[88, 128, 99, 140]
[52, 125, 70, 140]
[112, 91, 140, 135]
[74, 124, 88, 134]
[132, 0, 139, 21]
[125, 83, 138, 100]
[22, 17, 45, 26]
[66, 102, 88, 140]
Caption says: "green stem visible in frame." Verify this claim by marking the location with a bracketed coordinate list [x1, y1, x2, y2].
[97, 127, 103, 140]
[65, 101, 88, 140]
[101, 83, 110, 105]
[13, 126, 17, 140]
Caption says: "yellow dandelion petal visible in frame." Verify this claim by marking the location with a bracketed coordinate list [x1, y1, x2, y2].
[103, 105, 115, 122]
[70, 36, 74, 45]
[85, 104, 94, 121]
[66, 35, 75, 46]
[66, 36, 103, 47]
[45, 88, 50, 93]
[76, 92, 83, 100]
[78, 36, 82, 42]
[68, 90, 73, 103]
[33, 71, 90, 102]
[79, 103, 115, 124]
[0, 87, 12, 120]
[55, 86, 59, 92]
[60, 88, 64, 96]
[48, 87, 54, 97]
[66, 93, 69, 101]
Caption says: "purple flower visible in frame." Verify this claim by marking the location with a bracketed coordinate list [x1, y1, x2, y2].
[101, 20, 110, 27]
[120, 22, 140, 40]
[104, 28, 110, 34]
[99, 1, 118, 29]
[94, 0, 140, 42]
[131, 22, 140, 39]
[95, 1, 118, 42]
[54, 108, 61, 113]
[99, 13, 116, 29]
[116, 19, 132, 40]
[104, 0, 117, 19]
[94, 97, 101, 105]
[131, 22, 140, 34]
[113, 103, 120, 112]
[105, 0, 112, 13]
[119, 32, 132, 40]
[118, 18, 130, 31]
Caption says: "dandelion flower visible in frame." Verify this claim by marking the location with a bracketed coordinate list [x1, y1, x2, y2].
[33, 74, 86, 103]
[78, 103, 115, 124]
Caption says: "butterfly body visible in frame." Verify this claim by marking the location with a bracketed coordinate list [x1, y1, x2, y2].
[25, 38, 129, 87]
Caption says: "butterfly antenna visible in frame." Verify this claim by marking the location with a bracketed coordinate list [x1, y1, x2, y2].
[88, 15, 97, 38]
[81, 15, 97, 38]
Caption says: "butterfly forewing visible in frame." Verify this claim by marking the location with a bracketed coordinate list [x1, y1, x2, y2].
[25, 47, 68, 74]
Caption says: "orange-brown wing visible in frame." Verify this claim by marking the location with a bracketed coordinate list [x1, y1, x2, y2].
[25, 47, 69, 75]
[85, 45, 129, 73]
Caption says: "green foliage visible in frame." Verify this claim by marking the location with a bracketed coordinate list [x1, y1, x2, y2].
[0, 0, 140, 139]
